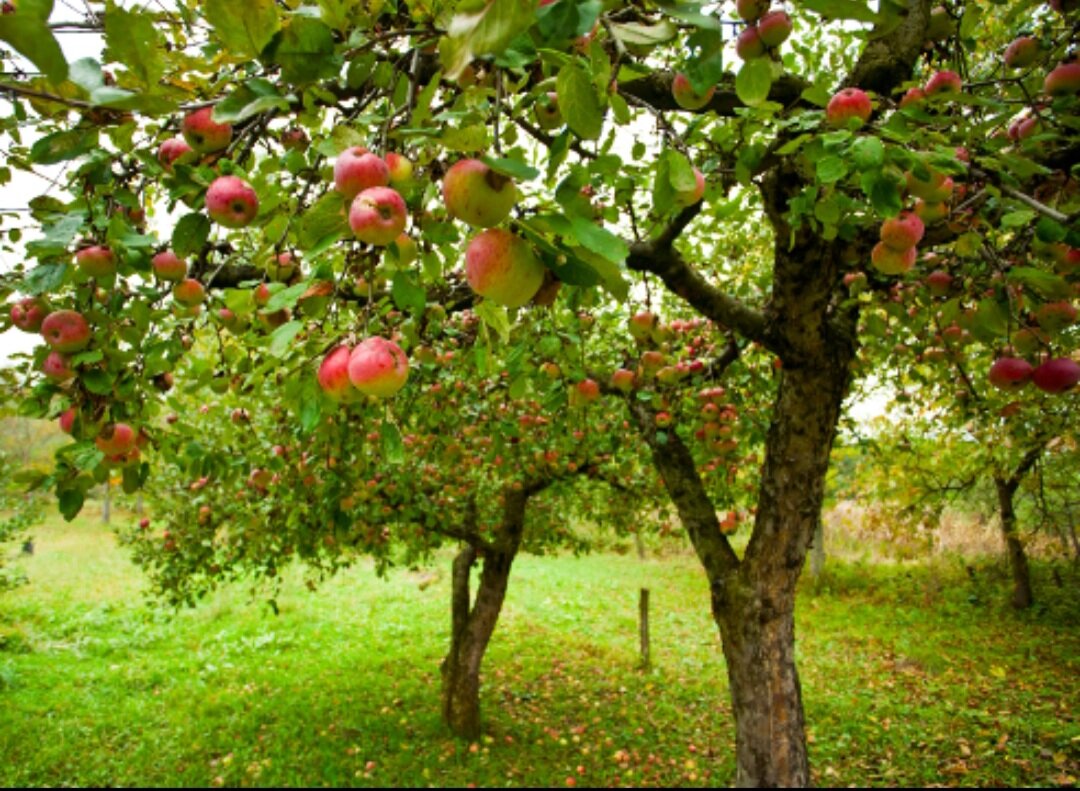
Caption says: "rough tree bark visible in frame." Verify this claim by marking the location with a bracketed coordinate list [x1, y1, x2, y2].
[992, 442, 1046, 610]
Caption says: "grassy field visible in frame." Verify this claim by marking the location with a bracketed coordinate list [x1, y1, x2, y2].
[0, 512, 1077, 787]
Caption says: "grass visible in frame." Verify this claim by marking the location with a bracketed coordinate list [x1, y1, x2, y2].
[0, 511, 1077, 787]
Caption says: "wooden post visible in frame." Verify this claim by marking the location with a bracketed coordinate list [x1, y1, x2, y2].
[639, 587, 650, 670]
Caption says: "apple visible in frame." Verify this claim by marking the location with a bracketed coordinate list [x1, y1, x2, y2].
[899, 87, 925, 108]
[76, 245, 116, 278]
[96, 422, 137, 456]
[640, 350, 666, 376]
[906, 170, 953, 202]
[735, 0, 769, 22]
[42, 351, 74, 382]
[534, 92, 562, 129]
[317, 345, 356, 401]
[390, 234, 418, 266]
[181, 106, 232, 153]
[574, 378, 600, 404]
[539, 361, 561, 379]
[267, 252, 297, 281]
[611, 368, 635, 392]
[334, 147, 390, 199]
[10, 297, 46, 332]
[735, 25, 766, 60]
[443, 159, 517, 228]
[1004, 36, 1039, 69]
[629, 311, 657, 342]
[925, 270, 953, 296]
[280, 128, 308, 151]
[988, 357, 1033, 390]
[825, 88, 872, 128]
[349, 186, 408, 246]
[673, 168, 706, 207]
[1031, 358, 1080, 394]
[671, 73, 715, 111]
[914, 199, 949, 224]
[1035, 300, 1077, 333]
[151, 250, 187, 281]
[253, 282, 272, 308]
[1044, 62, 1080, 96]
[879, 212, 925, 250]
[158, 137, 193, 171]
[464, 228, 546, 308]
[384, 152, 414, 186]
[58, 407, 76, 434]
[41, 310, 90, 353]
[348, 337, 409, 397]
[757, 10, 792, 48]
[870, 242, 916, 275]
[206, 175, 259, 228]
[925, 70, 962, 96]
[172, 278, 205, 306]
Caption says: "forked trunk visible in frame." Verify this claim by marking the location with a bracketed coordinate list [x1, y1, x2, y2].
[994, 476, 1033, 610]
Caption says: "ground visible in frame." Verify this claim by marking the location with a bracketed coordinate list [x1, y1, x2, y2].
[0, 512, 1077, 787]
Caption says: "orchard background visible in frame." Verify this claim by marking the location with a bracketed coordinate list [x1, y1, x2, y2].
[0, 0, 1078, 787]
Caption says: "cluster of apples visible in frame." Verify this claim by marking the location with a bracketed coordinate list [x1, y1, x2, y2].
[334, 146, 414, 246]
[734, 0, 793, 61]
[1003, 40, 1080, 142]
[988, 355, 1080, 395]
[317, 337, 410, 401]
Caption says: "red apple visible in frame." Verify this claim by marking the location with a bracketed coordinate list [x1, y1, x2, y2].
[870, 242, 916, 275]
[464, 228, 546, 308]
[96, 422, 137, 456]
[906, 170, 954, 202]
[384, 152, 414, 186]
[611, 368, 636, 392]
[41, 310, 90, 353]
[1008, 116, 1039, 142]
[151, 250, 187, 282]
[42, 351, 74, 382]
[629, 311, 657, 342]
[267, 252, 297, 282]
[172, 278, 205, 306]
[206, 176, 258, 228]
[757, 10, 792, 48]
[280, 128, 308, 151]
[925, 70, 962, 96]
[58, 407, 76, 434]
[1004, 36, 1040, 69]
[826, 88, 872, 128]
[349, 186, 408, 246]
[76, 245, 116, 278]
[10, 297, 46, 332]
[347, 337, 409, 397]
[673, 168, 706, 208]
[735, 0, 769, 22]
[899, 87, 925, 108]
[443, 159, 517, 228]
[334, 147, 390, 199]
[181, 106, 232, 153]
[1031, 358, 1080, 394]
[671, 73, 715, 111]
[925, 270, 953, 296]
[1044, 62, 1080, 96]
[318, 345, 356, 401]
[735, 25, 766, 60]
[988, 357, 1033, 390]
[879, 212, 925, 250]
[158, 137, 193, 171]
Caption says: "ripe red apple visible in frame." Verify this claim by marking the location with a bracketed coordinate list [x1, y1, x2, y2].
[348, 337, 409, 397]
[735, 25, 765, 60]
[1004, 36, 1039, 69]
[41, 310, 90, 353]
[334, 147, 390, 198]
[158, 137, 193, 171]
[443, 159, 517, 228]
[988, 357, 1034, 390]
[671, 73, 715, 111]
[879, 212, 925, 250]
[172, 279, 205, 306]
[206, 176, 258, 228]
[318, 345, 357, 401]
[181, 106, 232, 153]
[253, 282, 272, 308]
[384, 152, 414, 186]
[673, 168, 706, 208]
[925, 270, 953, 296]
[96, 422, 137, 456]
[58, 407, 76, 434]
[349, 186, 408, 246]
[870, 242, 916, 275]
[42, 351, 74, 382]
[76, 245, 116, 278]
[534, 92, 562, 130]
[10, 297, 46, 332]
[906, 170, 953, 202]
[825, 88, 872, 128]
[611, 368, 636, 392]
[1035, 300, 1077, 333]
[735, 0, 769, 22]
[1044, 62, 1080, 96]
[1008, 116, 1039, 142]
[899, 87, 925, 108]
[655, 411, 673, 428]
[925, 70, 962, 96]
[464, 228, 546, 308]
[757, 10, 792, 48]
[151, 250, 187, 281]
[1031, 358, 1080, 394]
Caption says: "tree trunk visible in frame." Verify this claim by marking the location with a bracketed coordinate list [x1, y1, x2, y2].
[994, 476, 1033, 610]
[102, 480, 111, 525]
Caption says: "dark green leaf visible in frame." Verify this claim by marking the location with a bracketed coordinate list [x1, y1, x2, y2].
[172, 213, 211, 259]
[204, 0, 281, 58]
[58, 487, 85, 521]
[1007, 267, 1070, 301]
[269, 320, 303, 357]
[265, 17, 339, 84]
[0, 0, 67, 82]
[800, 0, 883, 23]
[30, 129, 99, 165]
[556, 61, 605, 140]
[481, 155, 540, 181]
[214, 79, 291, 124]
[103, 4, 163, 87]
[391, 272, 427, 317]
[440, 0, 538, 79]
[381, 421, 405, 464]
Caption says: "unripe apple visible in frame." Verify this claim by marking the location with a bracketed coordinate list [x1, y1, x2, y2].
[318, 344, 356, 401]
[1044, 62, 1080, 96]
[640, 350, 666, 376]
[59, 407, 77, 434]
[464, 228, 546, 309]
[181, 106, 232, 153]
[384, 152, 414, 186]
[76, 245, 115, 278]
[673, 168, 706, 208]
[629, 311, 657, 342]
[735, 0, 769, 22]
[348, 337, 409, 397]
[870, 242, 916, 275]
[539, 361, 561, 379]
[267, 252, 297, 282]
[172, 278, 205, 306]
[206, 176, 259, 228]
[41, 310, 90, 353]
[1004, 36, 1040, 69]
[906, 170, 953, 202]
[96, 422, 137, 456]
[671, 73, 715, 111]
[914, 199, 949, 224]
[611, 368, 635, 392]
[443, 159, 517, 228]
[757, 10, 792, 48]
[879, 212, 925, 250]
[925, 70, 962, 96]
[1031, 358, 1080, 394]
[534, 92, 562, 130]
[42, 351, 74, 382]
[334, 147, 390, 199]
[899, 87, 925, 108]
[349, 186, 408, 246]
[391, 234, 418, 266]
[1035, 300, 1077, 333]
[158, 137, 193, 171]
[735, 25, 766, 60]
[10, 297, 46, 332]
[151, 250, 187, 281]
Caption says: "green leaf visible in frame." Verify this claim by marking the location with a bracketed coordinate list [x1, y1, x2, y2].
[850, 137, 884, 171]
[865, 172, 903, 218]
[214, 79, 291, 124]
[970, 298, 1009, 342]
[269, 320, 303, 357]
[799, 0, 883, 23]
[30, 129, 99, 165]
[81, 370, 114, 396]
[391, 272, 427, 317]
[381, 421, 405, 465]
[607, 20, 676, 47]
[58, 488, 85, 522]
[299, 192, 348, 250]
[735, 58, 772, 107]
[102, 4, 162, 87]
[569, 216, 628, 264]
[265, 16, 339, 85]
[172, 213, 211, 259]
[475, 300, 511, 343]
[26, 213, 83, 258]
[61, 441, 104, 472]
[1007, 267, 1070, 301]
[440, 0, 538, 79]
[556, 61, 605, 141]
[0, 0, 67, 83]
[1000, 210, 1036, 229]
[572, 247, 630, 301]
[21, 263, 67, 295]
[815, 155, 848, 184]
[536, 0, 602, 41]
[481, 155, 539, 181]
[204, 0, 281, 58]
[266, 282, 309, 312]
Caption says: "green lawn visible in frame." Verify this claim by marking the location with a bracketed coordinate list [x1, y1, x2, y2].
[0, 513, 1077, 787]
